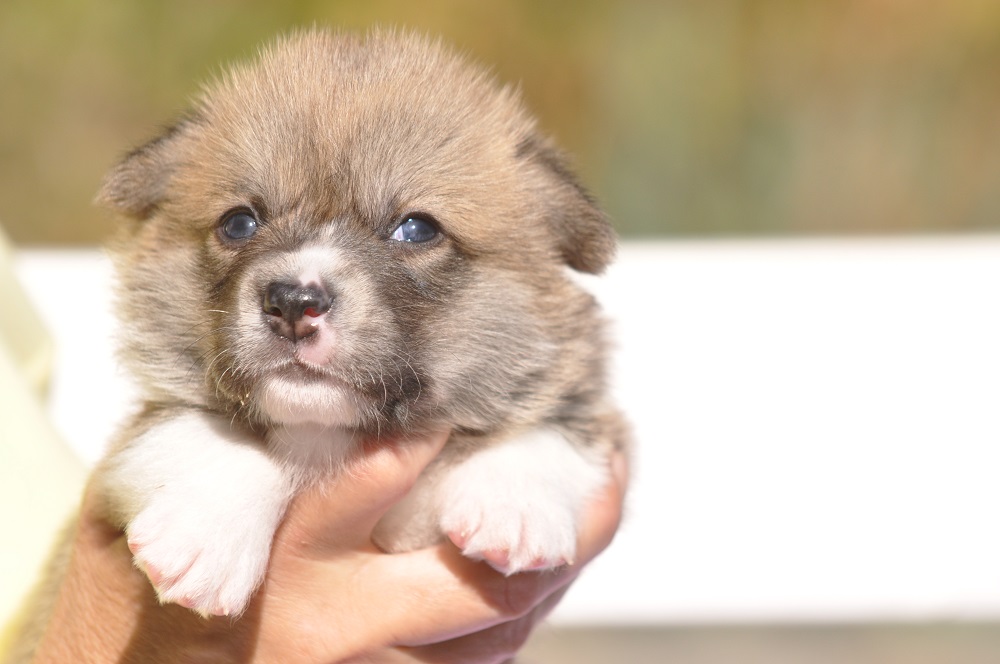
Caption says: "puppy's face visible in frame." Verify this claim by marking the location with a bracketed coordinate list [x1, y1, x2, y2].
[100, 30, 614, 434]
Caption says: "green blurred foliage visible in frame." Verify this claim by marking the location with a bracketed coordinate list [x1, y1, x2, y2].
[1, 0, 999, 244]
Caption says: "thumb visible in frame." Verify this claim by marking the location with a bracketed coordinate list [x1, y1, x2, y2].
[277, 430, 450, 552]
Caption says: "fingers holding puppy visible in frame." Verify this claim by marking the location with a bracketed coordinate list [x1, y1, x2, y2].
[255, 448, 626, 663]
[277, 430, 452, 554]
[398, 586, 571, 664]
[381, 448, 627, 649]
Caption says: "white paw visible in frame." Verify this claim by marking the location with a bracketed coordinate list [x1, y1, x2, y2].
[127, 491, 276, 617]
[103, 411, 293, 616]
[437, 430, 606, 575]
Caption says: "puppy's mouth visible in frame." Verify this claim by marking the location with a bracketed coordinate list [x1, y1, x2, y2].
[270, 356, 332, 378]
[244, 335, 374, 428]
[256, 325, 357, 388]
[271, 331, 336, 370]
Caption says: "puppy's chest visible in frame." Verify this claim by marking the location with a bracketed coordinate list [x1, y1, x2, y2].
[265, 423, 360, 474]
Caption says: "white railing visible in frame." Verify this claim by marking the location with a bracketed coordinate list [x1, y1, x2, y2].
[14, 237, 1000, 625]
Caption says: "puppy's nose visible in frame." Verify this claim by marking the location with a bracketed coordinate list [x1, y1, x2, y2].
[263, 281, 332, 341]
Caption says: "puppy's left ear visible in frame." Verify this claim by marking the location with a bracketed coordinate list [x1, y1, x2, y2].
[520, 135, 617, 274]
[96, 119, 192, 220]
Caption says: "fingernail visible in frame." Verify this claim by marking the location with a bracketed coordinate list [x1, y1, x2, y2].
[447, 531, 468, 549]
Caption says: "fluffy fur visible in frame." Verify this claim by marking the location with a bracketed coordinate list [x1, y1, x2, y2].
[7, 27, 627, 657]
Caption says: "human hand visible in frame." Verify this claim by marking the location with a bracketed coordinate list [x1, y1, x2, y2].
[254, 433, 628, 663]
[30, 433, 627, 664]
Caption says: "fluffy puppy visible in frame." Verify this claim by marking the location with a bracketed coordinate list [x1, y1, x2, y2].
[80, 29, 627, 620]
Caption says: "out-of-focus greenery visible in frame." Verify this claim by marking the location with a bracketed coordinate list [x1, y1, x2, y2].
[1, 0, 999, 244]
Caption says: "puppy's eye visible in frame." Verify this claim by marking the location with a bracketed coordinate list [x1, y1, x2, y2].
[219, 210, 258, 243]
[390, 216, 439, 243]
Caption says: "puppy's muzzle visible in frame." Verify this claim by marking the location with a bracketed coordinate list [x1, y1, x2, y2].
[263, 281, 331, 342]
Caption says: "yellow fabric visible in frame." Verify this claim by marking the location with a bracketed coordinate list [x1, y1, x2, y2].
[0, 230, 53, 396]
[0, 229, 87, 655]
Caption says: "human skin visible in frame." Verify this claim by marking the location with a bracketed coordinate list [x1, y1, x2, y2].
[29, 432, 628, 663]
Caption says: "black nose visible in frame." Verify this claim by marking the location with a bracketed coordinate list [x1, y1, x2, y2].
[263, 281, 332, 341]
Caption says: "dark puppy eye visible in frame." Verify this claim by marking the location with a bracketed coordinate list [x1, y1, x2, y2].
[391, 215, 439, 243]
[219, 209, 258, 243]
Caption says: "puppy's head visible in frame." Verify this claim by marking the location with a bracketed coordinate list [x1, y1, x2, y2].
[100, 29, 615, 435]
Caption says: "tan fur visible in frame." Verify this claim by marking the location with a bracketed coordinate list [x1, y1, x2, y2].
[6, 28, 627, 659]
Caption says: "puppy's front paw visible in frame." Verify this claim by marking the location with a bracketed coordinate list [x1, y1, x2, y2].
[441, 491, 577, 574]
[104, 411, 294, 617]
[437, 430, 606, 575]
[126, 491, 278, 617]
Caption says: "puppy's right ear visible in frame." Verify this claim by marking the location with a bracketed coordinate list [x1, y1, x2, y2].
[96, 119, 191, 220]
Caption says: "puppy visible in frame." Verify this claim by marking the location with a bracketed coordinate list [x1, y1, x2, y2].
[59, 28, 627, 623]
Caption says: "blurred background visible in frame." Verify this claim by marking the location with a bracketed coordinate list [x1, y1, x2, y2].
[3, 0, 1000, 244]
[4, 2, 1000, 663]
